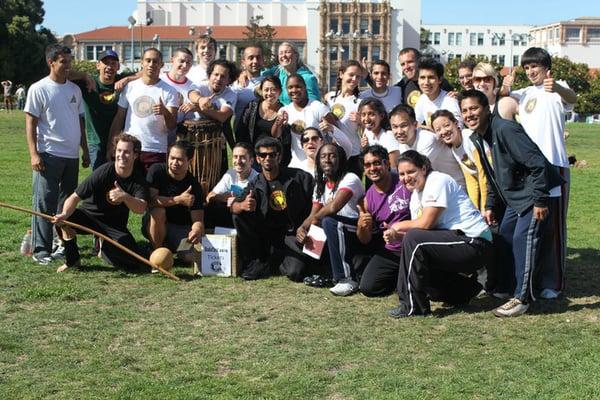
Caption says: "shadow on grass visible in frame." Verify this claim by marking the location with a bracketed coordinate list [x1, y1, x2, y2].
[564, 247, 600, 299]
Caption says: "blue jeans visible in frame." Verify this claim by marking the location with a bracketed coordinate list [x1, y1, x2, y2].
[31, 153, 79, 257]
[88, 142, 107, 170]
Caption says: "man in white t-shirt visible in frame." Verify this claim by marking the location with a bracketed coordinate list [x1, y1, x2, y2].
[24, 44, 90, 265]
[159, 47, 194, 127]
[231, 45, 265, 128]
[205, 142, 258, 228]
[413, 59, 462, 129]
[390, 104, 465, 188]
[507, 47, 577, 299]
[109, 48, 179, 171]
[359, 60, 402, 113]
[187, 35, 217, 85]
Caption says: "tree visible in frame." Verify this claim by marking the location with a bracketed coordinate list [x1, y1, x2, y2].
[241, 15, 277, 67]
[0, 0, 57, 85]
[576, 71, 600, 115]
[420, 28, 431, 50]
[71, 60, 98, 76]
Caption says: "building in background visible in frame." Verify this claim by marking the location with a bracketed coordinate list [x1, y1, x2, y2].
[67, 0, 421, 90]
[529, 16, 600, 68]
[421, 23, 532, 67]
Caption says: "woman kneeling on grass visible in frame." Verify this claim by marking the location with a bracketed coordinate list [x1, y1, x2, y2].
[386, 150, 493, 318]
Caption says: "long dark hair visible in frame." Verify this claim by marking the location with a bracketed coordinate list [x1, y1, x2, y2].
[315, 143, 348, 199]
[358, 98, 391, 131]
[331, 60, 362, 102]
[397, 150, 433, 176]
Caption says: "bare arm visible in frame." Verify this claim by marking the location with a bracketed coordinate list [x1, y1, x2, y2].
[356, 199, 373, 245]
[54, 192, 82, 223]
[79, 116, 90, 168]
[25, 113, 43, 171]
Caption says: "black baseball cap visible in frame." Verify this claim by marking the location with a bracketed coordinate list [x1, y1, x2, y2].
[99, 49, 119, 62]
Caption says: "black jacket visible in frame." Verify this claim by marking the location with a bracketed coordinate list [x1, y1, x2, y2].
[235, 167, 314, 230]
[470, 115, 564, 215]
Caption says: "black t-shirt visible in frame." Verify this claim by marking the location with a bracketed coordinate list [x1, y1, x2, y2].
[146, 163, 204, 226]
[265, 178, 289, 228]
[76, 162, 149, 229]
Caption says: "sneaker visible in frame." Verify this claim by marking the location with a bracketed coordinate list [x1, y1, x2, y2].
[540, 288, 561, 299]
[388, 303, 411, 319]
[329, 279, 358, 296]
[51, 244, 65, 260]
[32, 254, 52, 266]
[241, 260, 270, 281]
[491, 292, 511, 300]
[492, 298, 529, 317]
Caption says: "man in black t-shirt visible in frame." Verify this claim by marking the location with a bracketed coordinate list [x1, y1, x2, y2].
[70, 50, 138, 169]
[54, 134, 150, 272]
[143, 141, 204, 261]
[231, 137, 314, 281]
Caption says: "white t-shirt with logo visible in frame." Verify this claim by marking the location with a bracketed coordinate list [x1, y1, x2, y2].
[313, 172, 365, 230]
[280, 100, 330, 169]
[398, 129, 465, 188]
[410, 171, 488, 238]
[187, 83, 237, 121]
[159, 72, 192, 123]
[364, 128, 398, 154]
[24, 77, 84, 159]
[211, 168, 259, 198]
[414, 89, 463, 128]
[326, 92, 361, 156]
[359, 86, 402, 113]
[118, 78, 179, 153]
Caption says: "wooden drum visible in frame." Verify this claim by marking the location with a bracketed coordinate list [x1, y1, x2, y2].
[179, 119, 225, 194]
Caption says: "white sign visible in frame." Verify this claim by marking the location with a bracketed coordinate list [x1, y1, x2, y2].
[201, 234, 234, 276]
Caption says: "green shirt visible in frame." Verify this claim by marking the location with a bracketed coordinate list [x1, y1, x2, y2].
[74, 73, 135, 147]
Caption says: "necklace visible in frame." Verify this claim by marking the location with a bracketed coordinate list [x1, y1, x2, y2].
[261, 103, 278, 121]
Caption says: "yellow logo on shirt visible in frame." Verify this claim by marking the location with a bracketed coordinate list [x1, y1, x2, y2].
[331, 103, 346, 119]
[269, 190, 287, 211]
[407, 90, 421, 108]
[99, 91, 117, 104]
[524, 97, 537, 113]
[133, 95, 154, 118]
[290, 120, 305, 134]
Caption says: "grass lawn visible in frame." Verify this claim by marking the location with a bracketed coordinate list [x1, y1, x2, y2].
[0, 111, 599, 399]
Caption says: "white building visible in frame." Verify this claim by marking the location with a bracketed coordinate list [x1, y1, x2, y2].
[529, 16, 600, 68]
[421, 23, 532, 67]
[69, 0, 421, 88]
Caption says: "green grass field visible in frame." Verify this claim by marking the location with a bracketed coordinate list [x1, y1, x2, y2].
[0, 111, 599, 399]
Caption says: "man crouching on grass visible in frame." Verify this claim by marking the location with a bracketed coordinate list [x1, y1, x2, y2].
[54, 133, 150, 273]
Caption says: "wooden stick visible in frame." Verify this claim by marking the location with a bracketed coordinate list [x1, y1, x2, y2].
[0, 202, 180, 281]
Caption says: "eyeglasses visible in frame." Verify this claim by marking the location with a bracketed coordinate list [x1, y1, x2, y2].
[473, 76, 495, 84]
[257, 151, 279, 159]
[301, 136, 322, 144]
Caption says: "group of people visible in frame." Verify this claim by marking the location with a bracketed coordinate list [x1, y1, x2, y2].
[2, 80, 26, 111]
[23, 35, 574, 318]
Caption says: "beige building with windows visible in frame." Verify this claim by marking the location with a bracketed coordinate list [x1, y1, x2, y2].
[529, 16, 600, 68]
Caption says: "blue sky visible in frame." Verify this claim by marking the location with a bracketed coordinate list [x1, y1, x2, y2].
[43, 0, 600, 35]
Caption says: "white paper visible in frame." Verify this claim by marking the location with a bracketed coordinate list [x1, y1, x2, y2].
[302, 225, 327, 260]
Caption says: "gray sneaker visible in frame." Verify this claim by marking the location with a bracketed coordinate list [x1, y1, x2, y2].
[32, 254, 53, 266]
[51, 244, 65, 260]
[329, 279, 358, 296]
[493, 298, 529, 317]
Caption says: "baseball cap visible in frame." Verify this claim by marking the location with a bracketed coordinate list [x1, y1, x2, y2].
[99, 49, 119, 62]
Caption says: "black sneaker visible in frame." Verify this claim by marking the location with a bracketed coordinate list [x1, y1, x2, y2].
[241, 260, 270, 281]
[388, 303, 411, 319]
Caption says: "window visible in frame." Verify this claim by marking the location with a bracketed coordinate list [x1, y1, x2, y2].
[134, 44, 142, 60]
[566, 28, 581, 42]
[513, 55, 520, 67]
[456, 32, 463, 46]
[555, 28, 560, 41]
[470, 32, 476, 46]
[341, 45, 349, 61]
[124, 45, 132, 63]
[427, 32, 433, 45]
[372, 19, 380, 35]
[499, 36, 505, 46]
[434, 32, 440, 45]
[219, 46, 227, 60]
[491, 55, 498, 63]
[360, 46, 369, 59]
[372, 46, 381, 60]
[448, 32, 455, 46]
[86, 45, 94, 60]
[587, 28, 600, 42]
[330, 19, 338, 33]
[330, 46, 338, 61]
[477, 33, 484, 45]
[513, 37, 521, 46]
[342, 17, 350, 34]
[498, 55, 505, 66]
[448, 54, 455, 62]
[491, 36, 498, 46]
[360, 18, 368, 33]
[455, 54, 462, 61]
[549, 29, 554, 40]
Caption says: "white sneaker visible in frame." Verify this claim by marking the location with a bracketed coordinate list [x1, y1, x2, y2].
[540, 288, 561, 299]
[329, 279, 358, 296]
[493, 298, 529, 317]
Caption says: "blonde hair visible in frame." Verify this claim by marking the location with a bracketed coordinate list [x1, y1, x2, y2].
[278, 42, 305, 69]
[473, 62, 499, 88]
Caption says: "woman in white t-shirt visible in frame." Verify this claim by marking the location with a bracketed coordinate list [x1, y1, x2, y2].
[325, 60, 363, 176]
[358, 98, 399, 169]
[295, 143, 366, 296]
[273, 74, 351, 168]
[386, 150, 493, 318]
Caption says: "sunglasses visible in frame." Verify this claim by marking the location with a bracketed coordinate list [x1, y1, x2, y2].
[257, 151, 279, 159]
[473, 76, 495, 84]
[363, 160, 384, 169]
[301, 135, 322, 144]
